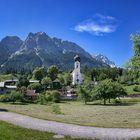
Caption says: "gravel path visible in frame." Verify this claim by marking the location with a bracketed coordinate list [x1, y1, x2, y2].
[0, 111, 140, 140]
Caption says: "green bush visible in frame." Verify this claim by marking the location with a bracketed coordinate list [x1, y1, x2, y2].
[0, 94, 11, 102]
[38, 93, 47, 105]
[45, 91, 53, 102]
[51, 91, 60, 103]
[28, 83, 42, 93]
[0, 91, 23, 103]
[9, 91, 23, 103]
[38, 91, 60, 104]
[133, 85, 140, 92]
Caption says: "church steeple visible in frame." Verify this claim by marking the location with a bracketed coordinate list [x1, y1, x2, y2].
[74, 55, 80, 62]
[74, 55, 81, 70]
[72, 55, 83, 85]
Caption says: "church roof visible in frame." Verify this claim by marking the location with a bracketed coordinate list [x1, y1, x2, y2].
[74, 55, 80, 62]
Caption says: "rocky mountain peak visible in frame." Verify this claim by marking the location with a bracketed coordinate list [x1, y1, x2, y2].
[22, 32, 53, 50]
[93, 54, 116, 68]
[27, 32, 49, 39]
[0, 36, 23, 53]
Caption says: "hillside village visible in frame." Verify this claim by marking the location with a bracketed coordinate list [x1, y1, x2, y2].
[0, 55, 83, 100]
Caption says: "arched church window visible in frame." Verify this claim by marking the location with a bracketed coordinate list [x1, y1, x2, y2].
[76, 73, 79, 78]
[76, 63, 78, 68]
[77, 79, 79, 82]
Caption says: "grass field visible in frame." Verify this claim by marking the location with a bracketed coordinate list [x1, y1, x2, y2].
[0, 101, 140, 128]
[0, 121, 87, 140]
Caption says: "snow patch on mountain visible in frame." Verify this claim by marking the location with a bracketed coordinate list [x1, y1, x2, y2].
[34, 48, 44, 65]
[93, 54, 116, 68]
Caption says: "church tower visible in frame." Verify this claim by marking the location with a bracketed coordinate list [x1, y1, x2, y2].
[72, 55, 83, 85]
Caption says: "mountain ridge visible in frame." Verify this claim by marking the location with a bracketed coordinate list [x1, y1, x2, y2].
[0, 32, 111, 72]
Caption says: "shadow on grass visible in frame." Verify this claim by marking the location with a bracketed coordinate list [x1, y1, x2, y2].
[86, 102, 137, 106]
[0, 108, 8, 112]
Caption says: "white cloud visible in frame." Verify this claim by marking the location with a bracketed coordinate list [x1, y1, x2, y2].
[73, 14, 118, 36]
[95, 14, 116, 21]
[75, 23, 116, 33]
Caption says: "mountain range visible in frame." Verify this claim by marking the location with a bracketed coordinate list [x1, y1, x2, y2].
[0, 32, 115, 72]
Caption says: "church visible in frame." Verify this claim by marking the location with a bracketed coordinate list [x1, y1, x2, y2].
[72, 55, 83, 85]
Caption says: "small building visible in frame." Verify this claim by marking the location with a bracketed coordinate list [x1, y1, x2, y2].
[0, 79, 40, 94]
[4, 79, 18, 86]
[72, 55, 83, 85]
[0, 80, 18, 94]
[29, 80, 40, 84]
[25, 90, 38, 101]
[0, 82, 5, 94]
[52, 79, 61, 89]
[60, 86, 77, 100]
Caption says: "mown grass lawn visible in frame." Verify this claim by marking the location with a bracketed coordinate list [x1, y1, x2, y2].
[0, 100, 140, 128]
[0, 121, 86, 140]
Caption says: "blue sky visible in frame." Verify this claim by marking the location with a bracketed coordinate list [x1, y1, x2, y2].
[0, 0, 140, 67]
